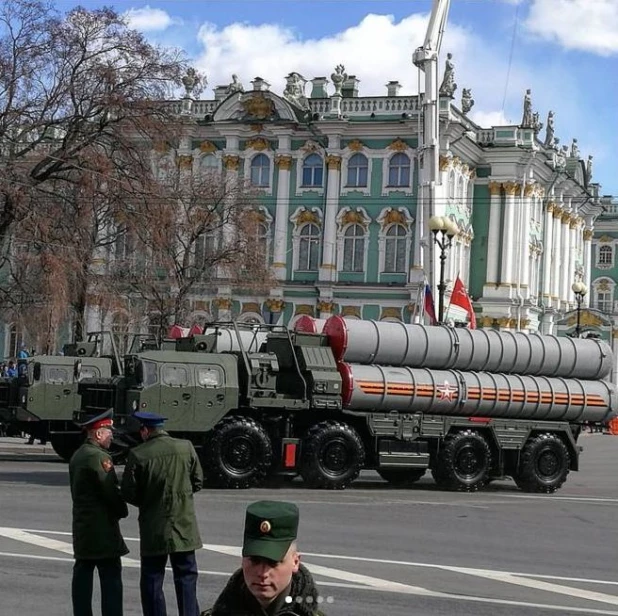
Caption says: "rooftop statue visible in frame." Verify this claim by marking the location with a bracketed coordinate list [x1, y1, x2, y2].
[586, 155, 593, 184]
[531, 111, 543, 136]
[461, 88, 474, 114]
[439, 53, 457, 97]
[226, 74, 244, 95]
[181, 67, 204, 99]
[283, 72, 309, 109]
[521, 89, 533, 127]
[544, 110, 555, 148]
[331, 64, 347, 96]
[570, 138, 580, 158]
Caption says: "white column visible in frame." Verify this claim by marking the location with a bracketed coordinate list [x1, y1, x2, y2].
[520, 185, 533, 295]
[272, 155, 292, 280]
[484, 181, 502, 286]
[220, 154, 240, 278]
[583, 228, 593, 298]
[541, 201, 555, 302]
[559, 211, 571, 304]
[568, 216, 578, 301]
[551, 207, 562, 304]
[500, 181, 519, 287]
[319, 155, 341, 282]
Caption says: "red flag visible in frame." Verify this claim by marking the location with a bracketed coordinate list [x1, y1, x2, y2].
[423, 283, 437, 325]
[450, 276, 476, 329]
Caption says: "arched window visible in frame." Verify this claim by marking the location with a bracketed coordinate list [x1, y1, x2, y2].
[302, 154, 323, 187]
[347, 153, 368, 187]
[298, 223, 320, 271]
[448, 170, 456, 198]
[199, 154, 218, 173]
[342, 224, 365, 272]
[115, 224, 135, 261]
[250, 154, 270, 187]
[247, 222, 270, 266]
[384, 224, 407, 273]
[388, 153, 410, 187]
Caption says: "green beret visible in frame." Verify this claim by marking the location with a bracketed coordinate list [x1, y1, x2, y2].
[242, 501, 299, 562]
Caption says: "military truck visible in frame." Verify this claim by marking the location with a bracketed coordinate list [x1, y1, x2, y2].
[75, 318, 617, 493]
[0, 332, 159, 460]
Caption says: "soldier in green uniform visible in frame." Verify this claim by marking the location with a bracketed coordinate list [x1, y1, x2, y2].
[121, 411, 203, 616]
[202, 501, 326, 616]
[69, 409, 129, 616]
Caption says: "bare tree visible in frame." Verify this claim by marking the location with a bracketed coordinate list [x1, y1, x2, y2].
[114, 158, 275, 339]
[0, 0, 189, 340]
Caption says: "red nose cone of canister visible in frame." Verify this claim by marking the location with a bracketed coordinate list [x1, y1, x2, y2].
[168, 325, 187, 339]
[189, 324, 203, 336]
[337, 362, 354, 406]
[294, 315, 319, 333]
[323, 315, 349, 362]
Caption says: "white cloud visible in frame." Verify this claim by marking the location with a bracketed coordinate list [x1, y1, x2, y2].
[523, 0, 618, 55]
[123, 6, 180, 32]
[469, 110, 513, 127]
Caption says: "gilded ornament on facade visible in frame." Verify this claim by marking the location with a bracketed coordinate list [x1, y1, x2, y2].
[245, 137, 271, 151]
[524, 183, 536, 197]
[317, 300, 335, 313]
[193, 300, 207, 311]
[380, 307, 402, 321]
[341, 306, 361, 318]
[388, 138, 408, 152]
[508, 318, 519, 329]
[341, 209, 367, 227]
[294, 304, 314, 316]
[613, 328, 618, 339]
[598, 279, 610, 292]
[520, 319, 531, 329]
[265, 298, 286, 312]
[552, 206, 563, 218]
[212, 297, 233, 311]
[241, 94, 275, 120]
[302, 140, 321, 152]
[381, 208, 406, 227]
[199, 140, 217, 153]
[250, 124, 264, 132]
[153, 140, 170, 153]
[326, 155, 341, 170]
[599, 235, 613, 243]
[566, 310, 603, 327]
[294, 208, 320, 226]
[497, 317, 511, 328]
[241, 302, 261, 314]
[479, 316, 495, 328]
[439, 155, 451, 171]
[275, 155, 293, 170]
[347, 139, 365, 152]
[560, 212, 571, 224]
[569, 218, 579, 229]
[503, 181, 520, 196]
[177, 155, 193, 169]
[488, 181, 502, 196]
[546, 201, 556, 213]
[583, 229, 593, 240]
[223, 155, 240, 171]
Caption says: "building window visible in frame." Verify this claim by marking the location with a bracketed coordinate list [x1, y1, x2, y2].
[199, 154, 219, 173]
[342, 224, 365, 272]
[250, 154, 270, 187]
[388, 153, 410, 187]
[384, 224, 407, 273]
[115, 225, 135, 261]
[346, 153, 368, 187]
[302, 154, 323, 187]
[298, 223, 320, 271]
[598, 245, 613, 267]
[596, 291, 613, 313]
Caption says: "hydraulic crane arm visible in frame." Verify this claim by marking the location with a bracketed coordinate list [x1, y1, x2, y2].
[413, 0, 451, 69]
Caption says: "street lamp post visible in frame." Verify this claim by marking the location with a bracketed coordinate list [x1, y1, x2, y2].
[571, 281, 588, 338]
[429, 216, 459, 323]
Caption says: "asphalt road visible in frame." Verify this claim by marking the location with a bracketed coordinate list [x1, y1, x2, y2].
[0, 434, 617, 616]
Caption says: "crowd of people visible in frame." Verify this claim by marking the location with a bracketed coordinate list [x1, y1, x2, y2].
[69, 409, 325, 616]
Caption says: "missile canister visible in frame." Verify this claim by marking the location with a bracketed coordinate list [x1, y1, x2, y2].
[338, 362, 617, 424]
[293, 316, 327, 334]
[323, 316, 613, 380]
[203, 328, 266, 352]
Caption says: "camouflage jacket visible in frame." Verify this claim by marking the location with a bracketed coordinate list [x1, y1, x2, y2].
[202, 564, 325, 616]
[69, 440, 129, 560]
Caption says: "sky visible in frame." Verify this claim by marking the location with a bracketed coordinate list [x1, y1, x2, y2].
[54, 0, 618, 195]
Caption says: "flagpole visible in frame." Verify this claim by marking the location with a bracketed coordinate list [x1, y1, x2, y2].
[445, 271, 459, 323]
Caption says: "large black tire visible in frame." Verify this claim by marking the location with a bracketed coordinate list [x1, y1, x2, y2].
[51, 433, 83, 462]
[431, 430, 492, 492]
[514, 433, 570, 494]
[300, 421, 365, 490]
[202, 416, 272, 489]
[377, 468, 426, 487]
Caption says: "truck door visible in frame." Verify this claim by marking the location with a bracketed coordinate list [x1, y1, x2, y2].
[42, 363, 79, 421]
[194, 364, 230, 431]
[159, 363, 194, 431]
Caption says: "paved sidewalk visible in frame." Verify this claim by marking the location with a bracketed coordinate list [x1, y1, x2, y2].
[0, 436, 57, 456]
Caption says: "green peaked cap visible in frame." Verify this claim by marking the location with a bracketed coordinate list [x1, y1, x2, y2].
[242, 500, 299, 562]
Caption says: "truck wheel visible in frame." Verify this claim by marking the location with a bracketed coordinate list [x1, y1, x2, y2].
[203, 416, 272, 489]
[300, 421, 365, 490]
[515, 433, 570, 493]
[51, 433, 83, 462]
[432, 430, 491, 492]
[377, 468, 426, 487]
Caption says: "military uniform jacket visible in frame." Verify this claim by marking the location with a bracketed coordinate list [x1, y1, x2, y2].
[121, 430, 203, 557]
[69, 440, 129, 560]
[203, 564, 325, 616]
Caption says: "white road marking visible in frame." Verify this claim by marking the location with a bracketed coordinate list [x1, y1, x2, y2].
[2, 527, 618, 614]
[502, 495, 618, 504]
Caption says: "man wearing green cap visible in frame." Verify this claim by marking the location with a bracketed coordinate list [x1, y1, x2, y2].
[202, 500, 325, 616]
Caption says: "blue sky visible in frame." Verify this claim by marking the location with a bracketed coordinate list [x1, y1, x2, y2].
[56, 0, 617, 194]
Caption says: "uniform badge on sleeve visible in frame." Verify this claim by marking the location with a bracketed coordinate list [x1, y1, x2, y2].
[101, 458, 113, 472]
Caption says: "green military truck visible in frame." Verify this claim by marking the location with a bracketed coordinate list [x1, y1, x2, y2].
[75, 320, 618, 493]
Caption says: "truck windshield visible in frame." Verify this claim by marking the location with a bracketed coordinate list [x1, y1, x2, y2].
[142, 360, 158, 386]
